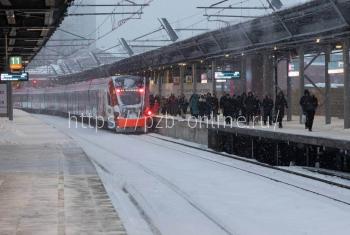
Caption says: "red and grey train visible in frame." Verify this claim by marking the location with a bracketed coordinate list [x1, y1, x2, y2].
[14, 75, 153, 132]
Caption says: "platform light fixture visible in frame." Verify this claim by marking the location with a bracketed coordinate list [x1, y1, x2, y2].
[224, 54, 230, 58]
[274, 46, 278, 51]
[316, 38, 321, 43]
[27, 28, 50, 31]
[335, 44, 343, 49]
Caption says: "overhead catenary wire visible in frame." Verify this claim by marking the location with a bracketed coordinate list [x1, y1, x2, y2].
[31, 0, 274, 74]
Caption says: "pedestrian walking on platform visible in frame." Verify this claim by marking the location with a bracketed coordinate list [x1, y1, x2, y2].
[178, 94, 188, 118]
[275, 91, 288, 128]
[211, 94, 219, 120]
[262, 95, 274, 125]
[189, 93, 199, 118]
[300, 90, 318, 131]
[245, 92, 256, 125]
[219, 92, 228, 117]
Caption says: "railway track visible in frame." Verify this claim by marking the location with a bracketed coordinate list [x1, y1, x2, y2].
[40, 115, 350, 235]
[128, 134, 350, 206]
[51, 126, 236, 235]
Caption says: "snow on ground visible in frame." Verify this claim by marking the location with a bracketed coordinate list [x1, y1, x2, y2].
[280, 166, 350, 187]
[147, 132, 350, 188]
[0, 110, 70, 145]
[36, 114, 350, 235]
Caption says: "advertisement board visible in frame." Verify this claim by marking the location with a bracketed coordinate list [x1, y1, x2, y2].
[215, 71, 240, 80]
[0, 72, 29, 81]
[0, 84, 7, 115]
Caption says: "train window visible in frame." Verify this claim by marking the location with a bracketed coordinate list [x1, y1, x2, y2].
[114, 76, 143, 88]
[119, 91, 141, 105]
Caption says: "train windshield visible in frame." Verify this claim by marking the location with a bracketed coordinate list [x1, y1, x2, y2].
[114, 76, 143, 105]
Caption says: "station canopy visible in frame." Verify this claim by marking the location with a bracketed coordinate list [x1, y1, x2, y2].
[0, 0, 74, 71]
[55, 0, 350, 83]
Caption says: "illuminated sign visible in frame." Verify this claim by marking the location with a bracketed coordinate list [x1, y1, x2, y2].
[0, 72, 29, 81]
[215, 71, 240, 80]
[9, 56, 23, 70]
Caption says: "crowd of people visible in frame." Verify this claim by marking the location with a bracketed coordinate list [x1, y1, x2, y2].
[149, 89, 318, 130]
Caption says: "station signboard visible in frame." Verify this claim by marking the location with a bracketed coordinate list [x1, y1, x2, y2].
[215, 71, 241, 80]
[9, 56, 23, 70]
[0, 84, 7, 115]
[0, 72, 29, 82]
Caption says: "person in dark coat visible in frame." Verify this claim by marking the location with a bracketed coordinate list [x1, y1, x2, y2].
[211, 94, 219, 120]
[231, 95, 239, 120]
[220, 93, 230, 118]
[253, 94, 261, 118]
[245, 92, 256, 125]
[189, 93, 199, 118]
[198, 95, 206, 119]
[178, 94, 188, 118]
[240, 92, 247, 118]
[219, 92, 228, 117]
[300, 90, 318, 131]
[223, 95, 233, 124]
[160, 97, 167, 115]
[275, 91, 288, 128]
[168, 94, 177, 116]
[262, 95, 274, 125]
[205, 93, 213, 120]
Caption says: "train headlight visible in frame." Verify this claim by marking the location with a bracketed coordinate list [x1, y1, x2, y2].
[145, 109, 152, 116]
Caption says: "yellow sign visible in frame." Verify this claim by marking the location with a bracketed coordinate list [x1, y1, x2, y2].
[9, 56, 23, 71]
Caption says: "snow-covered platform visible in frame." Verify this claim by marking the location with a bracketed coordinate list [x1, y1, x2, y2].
[0, 110, 126, 235]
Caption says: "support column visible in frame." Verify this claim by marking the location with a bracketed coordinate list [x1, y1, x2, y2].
[157, 70, 162, 98]
[344, 39, 350, 129]
[286, 58, 292, 121]
[325, 46, 331, 124]
[241, 56, 247, 94]
[299, 47, 305, 123]
[4, 32, 13, 120]
[263, 53, 274, 97]
[251, 55, 263, 98]
[192, 63, 197, 94]
[211, 60, 216, 95]
[179, 65, 185, 95]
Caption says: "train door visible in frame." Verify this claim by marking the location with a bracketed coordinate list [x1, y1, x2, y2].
[106, 80, 115, 129]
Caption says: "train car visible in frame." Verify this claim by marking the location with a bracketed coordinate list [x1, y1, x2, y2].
[14, 75, 152, 133]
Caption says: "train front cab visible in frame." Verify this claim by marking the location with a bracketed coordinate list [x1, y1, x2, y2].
[107, 76, 152, 133]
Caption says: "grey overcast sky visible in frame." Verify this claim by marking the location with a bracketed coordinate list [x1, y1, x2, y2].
[52, 0, 312, 57]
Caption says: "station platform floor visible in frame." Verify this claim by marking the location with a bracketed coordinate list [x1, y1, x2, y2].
[0, 110, 127, 235]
